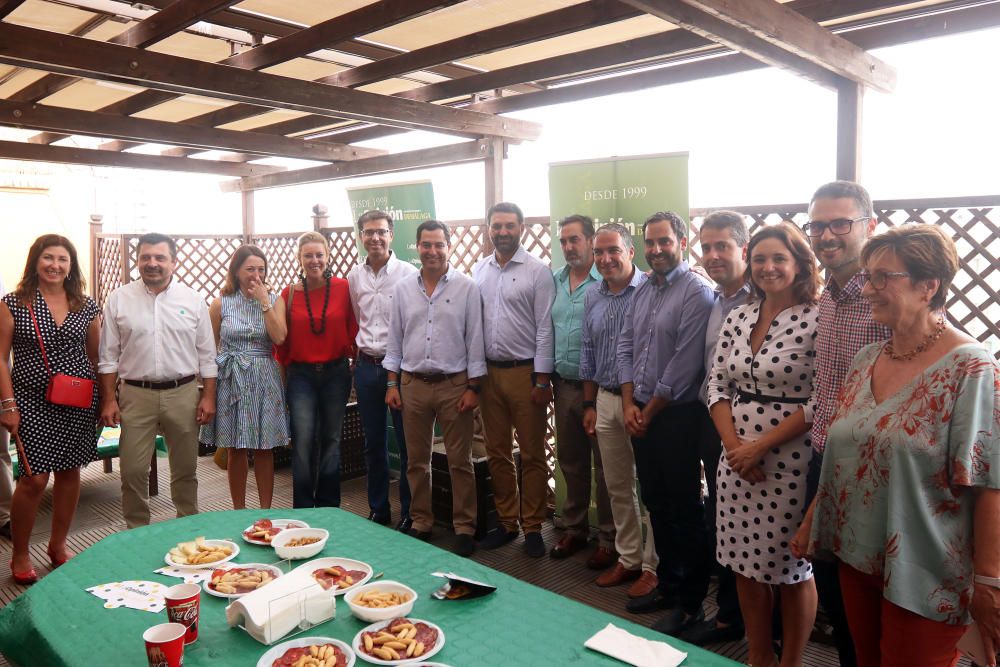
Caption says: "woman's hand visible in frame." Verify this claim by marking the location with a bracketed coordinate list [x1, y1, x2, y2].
[0, 407, 19, 435]
[246, 277, 270, 308]
[790, 509, 814, 560]
[971, 583, 1000, 667]
[726, 440, 766, 482]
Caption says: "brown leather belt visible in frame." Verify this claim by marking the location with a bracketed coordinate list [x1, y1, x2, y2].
[553, 375, 584, 389]
[358, 352, 384, 366]
[600, 385, 622, 396]
[486, 358, 533, 368]
[405, 371, 461, 384]
[123, 375, 196, 391]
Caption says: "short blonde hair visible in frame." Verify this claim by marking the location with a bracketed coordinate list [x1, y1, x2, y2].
[861, 224, 957, 310]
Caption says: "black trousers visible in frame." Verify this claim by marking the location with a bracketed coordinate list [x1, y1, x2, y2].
[699, 409, 743, 627]
[806, 450, 857, 667]
[632, 400, 711, 615]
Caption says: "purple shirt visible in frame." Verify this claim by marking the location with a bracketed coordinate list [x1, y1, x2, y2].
[616, 261, 715, 404]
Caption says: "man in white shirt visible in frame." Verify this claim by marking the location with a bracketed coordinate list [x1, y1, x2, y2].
[0, 274, 10, 539]
[98, 233, 217, 528]
[347, 210, 418, 532]
[473, 201, 556, 558]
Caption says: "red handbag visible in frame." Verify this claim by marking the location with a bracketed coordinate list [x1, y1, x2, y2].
[27, 302, 96, 409]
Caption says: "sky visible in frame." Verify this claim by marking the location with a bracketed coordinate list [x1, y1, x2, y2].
[2, 22, 999, 236]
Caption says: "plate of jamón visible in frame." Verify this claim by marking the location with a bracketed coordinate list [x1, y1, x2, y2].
[204, 563, 282, 599]
[242, 518, 311, 545]
[352, 618, 444, 665]
[307, 557, 373, 595]
[256, 636, 355, 667]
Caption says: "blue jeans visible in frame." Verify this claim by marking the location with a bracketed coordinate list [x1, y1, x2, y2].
[354, 355, 410, 521]
[286, 360, 351, 508]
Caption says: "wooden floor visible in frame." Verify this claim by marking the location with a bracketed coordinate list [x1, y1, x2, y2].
[0, 454, 881, 666]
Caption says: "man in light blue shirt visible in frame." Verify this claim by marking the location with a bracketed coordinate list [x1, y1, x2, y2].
[473, 201, 556, 558]
[385, 220, 485, 558]
[549, 215, 614, 566]
[616, 211, 715, 636]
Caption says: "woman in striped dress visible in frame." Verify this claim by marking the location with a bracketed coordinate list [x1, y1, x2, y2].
[201, 246, 288, 509]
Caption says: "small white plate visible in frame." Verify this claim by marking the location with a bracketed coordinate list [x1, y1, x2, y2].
[305, 556, 373, 596]
[256, 636, 355, 667]
[242, 519, 311, 546]
[202, 563, 282, 599]
[164, 539, 240, 570]
[352, 618, 445, 665]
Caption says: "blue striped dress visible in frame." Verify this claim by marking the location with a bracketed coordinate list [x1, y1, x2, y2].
[200, 291, 288, 450]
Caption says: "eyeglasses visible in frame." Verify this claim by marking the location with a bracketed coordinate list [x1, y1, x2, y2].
[858, 269, 911, 290]
[361, 228, 390, 238]
[802, 216, 868, 237]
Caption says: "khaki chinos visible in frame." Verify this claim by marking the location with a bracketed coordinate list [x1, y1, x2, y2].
[401, 371, 476, 535]
[119, 381, 200, 528]
[480, 363, 548, 534]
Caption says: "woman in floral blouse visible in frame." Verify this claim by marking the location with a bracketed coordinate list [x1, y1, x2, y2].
[792, 224, 1000, 667]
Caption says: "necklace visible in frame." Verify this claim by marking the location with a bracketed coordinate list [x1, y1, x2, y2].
[301, 276, 331, 335]
[885, 315, 946, 361]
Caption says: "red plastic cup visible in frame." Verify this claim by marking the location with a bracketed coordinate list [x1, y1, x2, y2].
[164, 583, 201, 644]
[143, 622, 186, 667]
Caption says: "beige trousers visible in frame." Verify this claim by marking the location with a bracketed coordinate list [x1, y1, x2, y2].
[119, 381, 200, 528]
[401, 372, 476, 535]
[595, 388, 659, 572]
[480, 364, 548, 534]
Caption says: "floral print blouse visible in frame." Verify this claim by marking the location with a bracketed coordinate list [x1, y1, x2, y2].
[809, 342, 1000, 624]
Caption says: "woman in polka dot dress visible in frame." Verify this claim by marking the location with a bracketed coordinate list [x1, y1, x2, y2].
[0, 235, 100, 585]
[707, 222, 822, 667]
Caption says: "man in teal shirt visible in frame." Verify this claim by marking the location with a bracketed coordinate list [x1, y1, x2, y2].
[550, 215, 615, 568]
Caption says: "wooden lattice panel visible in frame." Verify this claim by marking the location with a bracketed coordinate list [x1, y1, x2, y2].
[450, 223, 487, 275]
[95, 234, 122, 309]
[324, 228, 359, 279]
[125, 235, 243, 305]
[522, 222, 552, 264]
[252, 233, 302, 293]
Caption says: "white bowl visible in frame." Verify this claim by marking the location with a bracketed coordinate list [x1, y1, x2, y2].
[163, 539, 240, 570]
[255, 636, 355, 667]
[352, 618, 445, 665]
[202, 563, 282, 599]
[271, 527, 329, 559]
[344, 580, 417, 622]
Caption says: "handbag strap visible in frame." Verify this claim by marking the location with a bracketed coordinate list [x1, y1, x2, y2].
[12, 431, 33, 477]
[26, 301, 54, 379]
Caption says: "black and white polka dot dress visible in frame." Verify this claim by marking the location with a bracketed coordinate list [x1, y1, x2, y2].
[3, 290, 99, 476]
[707, 301, 818, 584]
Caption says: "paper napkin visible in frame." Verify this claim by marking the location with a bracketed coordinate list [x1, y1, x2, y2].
[584, 623, 687, 667]
[155, 566, 215, 584]
[86, 580, 167, 613]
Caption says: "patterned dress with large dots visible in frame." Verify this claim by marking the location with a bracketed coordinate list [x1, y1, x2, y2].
[3, 290, 99, 476]
[707, 301, 818, 584]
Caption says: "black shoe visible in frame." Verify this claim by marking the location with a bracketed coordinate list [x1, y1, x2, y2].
[0, 521, 10, 540]
[479, 529, 518, 550]
[524, 532, 545, 558]
[452, 534, 476, 557]
[626, 589, 671, 614]
[678, 617, 745, 646]
[651, 607, 705, 637]
[368, 511, 391, 526]
[396, 516, 413, 533]
[406, 527, 431, 541]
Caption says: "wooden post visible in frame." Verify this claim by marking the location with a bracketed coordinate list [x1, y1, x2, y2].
[241, 189, 255, 243]
[482, 137, 505, 258]
[88, 213, 103, 299]
[312, 203, 328, 232]
[836, 77, 863, 182]
[120, 234, 132, 285]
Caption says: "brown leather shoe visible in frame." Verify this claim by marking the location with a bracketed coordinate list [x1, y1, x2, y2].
[595, 562, 642, 587]
[549, 534, 588, 560]
[586, 546, 618, 570]
[627, 570, 659, 598]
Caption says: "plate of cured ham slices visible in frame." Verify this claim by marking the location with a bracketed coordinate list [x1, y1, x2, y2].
[242, 518, 311, 545]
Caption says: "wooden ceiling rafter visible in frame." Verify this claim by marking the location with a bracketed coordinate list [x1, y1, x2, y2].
[0, 22, 542, 141]
[0, 0, 27, 20]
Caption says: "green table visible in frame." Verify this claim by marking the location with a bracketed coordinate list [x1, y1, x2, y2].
[0, 509, 740, 666]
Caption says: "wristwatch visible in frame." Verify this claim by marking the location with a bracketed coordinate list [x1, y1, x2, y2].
[582, 400, 596, 410]
[260, 301, 273, 312]
[466, 384, 481, 394]
[534, 383, 551, 390]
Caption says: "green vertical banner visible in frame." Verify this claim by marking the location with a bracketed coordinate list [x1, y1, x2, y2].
[548, 153, 690, 271]
[346, 180, 436, 268]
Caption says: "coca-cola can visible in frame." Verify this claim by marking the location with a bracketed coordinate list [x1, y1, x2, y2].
[164, 583, 201, 644]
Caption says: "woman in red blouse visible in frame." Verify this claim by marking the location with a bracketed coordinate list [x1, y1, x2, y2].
[280, 232, 358, 508]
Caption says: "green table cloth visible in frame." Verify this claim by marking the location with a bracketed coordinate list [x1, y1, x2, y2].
[0, 509, 740, 666]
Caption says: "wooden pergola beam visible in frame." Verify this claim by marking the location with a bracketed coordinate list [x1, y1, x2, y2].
[328, 0, 642, 89]
[8, 0, 242, 104]
[0, 0, 27, 20]
[0, 139, 284, 177]
[0, 23, 541, 141]
[0, 99, 384, 161]
[221, 140, 495, 192]
[622, 0, 895, 92]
